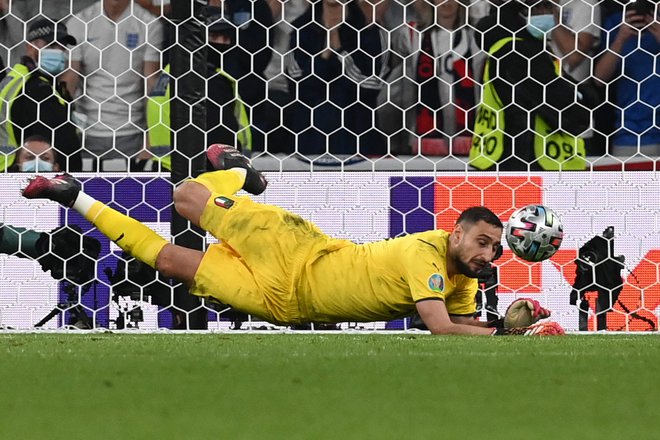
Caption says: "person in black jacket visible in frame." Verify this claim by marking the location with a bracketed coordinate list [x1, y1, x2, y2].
[0, 18, 82, 172]
[468, 0, 595, 171]
[206, 13, 250, 152]
[146, 9, 252, 169]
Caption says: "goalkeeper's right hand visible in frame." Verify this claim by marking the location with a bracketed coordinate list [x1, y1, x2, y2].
[504, 298, 551, 328]
[492, 321, 565, 336]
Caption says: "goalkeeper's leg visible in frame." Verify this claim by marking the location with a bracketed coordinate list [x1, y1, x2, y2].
[21, 173, 202, 284]
[173, 143, 267, 229]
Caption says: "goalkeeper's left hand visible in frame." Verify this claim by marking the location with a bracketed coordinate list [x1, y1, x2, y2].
[504, 298, 551, 328]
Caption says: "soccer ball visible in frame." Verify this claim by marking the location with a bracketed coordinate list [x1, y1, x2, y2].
[506, 204, 563, 262]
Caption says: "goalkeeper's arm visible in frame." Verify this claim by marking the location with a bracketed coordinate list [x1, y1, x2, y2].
[416, 299, 565, 336]
[415, 299, 497, 335]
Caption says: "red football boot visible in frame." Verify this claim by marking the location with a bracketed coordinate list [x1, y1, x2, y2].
[22, 173, 81, 207]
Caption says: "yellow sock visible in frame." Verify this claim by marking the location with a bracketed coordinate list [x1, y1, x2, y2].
[85, 202, 167, 269]
[191, 169, 246, 195]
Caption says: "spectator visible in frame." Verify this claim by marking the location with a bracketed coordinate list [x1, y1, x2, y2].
[386, 0, 482, 156]
[0, 18, 82, 172]
[548, 0, 602, 155]
[286, 0, 387, 156]
[360, 0, 392, 27]
[468, 0, 492, 24]
[594, 0, 660, 157]
[259, 0, 308, 154]
[146, 9, 252, 170]
[211, 0, 273, 153]
[468, 0, 593, 171]
[134, 0, 174, 66]
[0, 0, 22, 76]
[134, 0, 171, 17]
[62, 0, 163, 171]
[0, 0, 87, 71]
[11, 135, 61, 172]
[550, 0, 601, 83]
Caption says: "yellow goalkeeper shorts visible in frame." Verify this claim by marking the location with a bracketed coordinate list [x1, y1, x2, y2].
[189, 193, 330, 325]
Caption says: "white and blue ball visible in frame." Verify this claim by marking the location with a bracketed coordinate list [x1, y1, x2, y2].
[506, 204, 563, 262]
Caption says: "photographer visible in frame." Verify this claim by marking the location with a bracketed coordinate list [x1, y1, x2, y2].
[570, 226, 625, 331]
[0, 223, 99, 286]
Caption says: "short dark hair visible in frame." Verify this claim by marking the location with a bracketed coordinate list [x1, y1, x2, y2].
[24, 134, 52, 145]
[456, 206, 503, 229]
[22, 134, 58, 158]
[15, 134, 59, 167]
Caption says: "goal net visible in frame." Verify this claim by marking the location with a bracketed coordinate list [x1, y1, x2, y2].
[0, 0, 657, 332]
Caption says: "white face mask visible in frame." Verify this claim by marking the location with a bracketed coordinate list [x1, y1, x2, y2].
[20, 158, 54, 172]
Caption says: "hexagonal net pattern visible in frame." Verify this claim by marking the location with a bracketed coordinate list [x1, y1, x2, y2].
[0, 0, 658, 332]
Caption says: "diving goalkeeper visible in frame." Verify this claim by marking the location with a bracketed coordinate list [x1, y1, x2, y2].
[21, 144, 564, 336]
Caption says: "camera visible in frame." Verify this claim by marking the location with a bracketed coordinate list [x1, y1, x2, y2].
[37, 225, 101, 287]
[575, 226, 625, 273]
[570, 226, 626, 331]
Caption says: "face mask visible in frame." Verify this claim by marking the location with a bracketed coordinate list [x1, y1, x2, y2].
[39, 48, 68, 75]
[21, 158, 54, 172]
[527, 14, 555, 39]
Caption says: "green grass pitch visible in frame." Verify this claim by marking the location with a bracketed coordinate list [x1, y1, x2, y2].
[1, 333, 658, 439]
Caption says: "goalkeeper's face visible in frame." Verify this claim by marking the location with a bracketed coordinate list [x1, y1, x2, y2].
[450, 221, 502, 278]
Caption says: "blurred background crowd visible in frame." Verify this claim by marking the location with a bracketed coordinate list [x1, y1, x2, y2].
[0, 0, 657, 172]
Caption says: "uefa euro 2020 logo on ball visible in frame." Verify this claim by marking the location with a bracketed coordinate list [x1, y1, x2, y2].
[506, 204, 563, 262]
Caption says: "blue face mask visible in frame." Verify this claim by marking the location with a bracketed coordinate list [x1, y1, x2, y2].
[527, 14, 556, 39]
[21, 158, 54, 172]
[39, 48, 68, 75]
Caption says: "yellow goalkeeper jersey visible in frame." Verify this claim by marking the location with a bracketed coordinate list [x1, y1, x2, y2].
[298, 230, 479, 323]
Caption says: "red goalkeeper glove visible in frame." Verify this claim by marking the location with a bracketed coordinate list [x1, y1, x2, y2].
[492, 321, 565, 336]
[504, 298, 551, 328]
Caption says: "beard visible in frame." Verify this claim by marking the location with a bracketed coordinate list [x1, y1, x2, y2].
[452, 255, 482, 278]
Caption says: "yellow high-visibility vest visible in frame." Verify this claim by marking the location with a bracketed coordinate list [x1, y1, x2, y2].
[146, 64, 252, 171]
[469, 37, 586, 171]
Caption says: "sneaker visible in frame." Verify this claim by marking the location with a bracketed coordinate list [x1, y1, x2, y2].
[206, 144, 268, 195]
[22, 173, 81, 207]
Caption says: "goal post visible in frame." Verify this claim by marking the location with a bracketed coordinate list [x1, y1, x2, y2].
[169, 0, 208, 329]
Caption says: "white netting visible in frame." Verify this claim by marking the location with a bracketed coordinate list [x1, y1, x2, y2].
[0, 0, 658, 331]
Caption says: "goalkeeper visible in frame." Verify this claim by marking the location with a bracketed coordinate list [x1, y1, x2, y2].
[22, 144, 563, 336]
